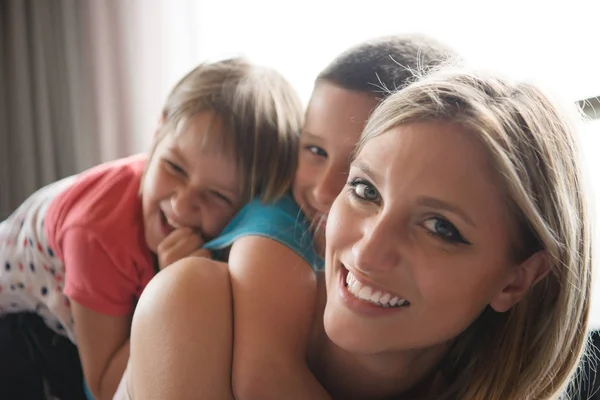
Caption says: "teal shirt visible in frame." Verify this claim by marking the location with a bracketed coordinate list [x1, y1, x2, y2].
[204, 194, 324, 270]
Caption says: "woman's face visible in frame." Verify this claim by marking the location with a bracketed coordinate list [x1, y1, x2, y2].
[323, 121, 530, 358]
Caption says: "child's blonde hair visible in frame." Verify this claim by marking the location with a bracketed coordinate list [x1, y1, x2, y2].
[358, 68, 593, 399]
[146, 57, 303, 202]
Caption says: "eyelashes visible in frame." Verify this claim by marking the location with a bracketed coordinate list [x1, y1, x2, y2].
[165, 159, 186, 176]
[348, 178, 380, 203]
[422, 217, 471, 245]
[304, 145, 327, 157]
[346, 177, 470, 246]
[209, 190, 233, 206]
[162, 158, 233, 207]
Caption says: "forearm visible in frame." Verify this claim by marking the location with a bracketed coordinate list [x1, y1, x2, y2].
[112, 365, 132, 400]
[95, 339, 130, 400]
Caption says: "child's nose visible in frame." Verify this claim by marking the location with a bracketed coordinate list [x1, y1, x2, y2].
[171, 187, 200, 219]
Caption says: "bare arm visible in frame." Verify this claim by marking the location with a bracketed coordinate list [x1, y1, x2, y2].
[61, 230, 139, 400]
[128, 257, 235, 400]
[71, 302, 130, 400]
[228, 236, 331, 400]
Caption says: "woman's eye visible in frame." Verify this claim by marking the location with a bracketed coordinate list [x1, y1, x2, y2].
[423, 217, 470, 245]
[349, 179, 380, 202]
[305, 145, 327, 157]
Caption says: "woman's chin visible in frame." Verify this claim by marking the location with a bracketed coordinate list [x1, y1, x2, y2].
[323, 311, 384, 355]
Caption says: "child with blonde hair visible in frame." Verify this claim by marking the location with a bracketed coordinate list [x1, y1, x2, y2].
[0, 57, 303, 400]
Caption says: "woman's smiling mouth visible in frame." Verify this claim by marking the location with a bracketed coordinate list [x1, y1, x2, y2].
[339, 264, 411, 313]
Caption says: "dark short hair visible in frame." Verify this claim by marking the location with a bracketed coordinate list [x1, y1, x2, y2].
[318, 34, 459, 98]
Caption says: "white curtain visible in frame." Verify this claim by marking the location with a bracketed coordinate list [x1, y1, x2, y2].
[0, 0, 173, 219]
[1, 0, 93, 218]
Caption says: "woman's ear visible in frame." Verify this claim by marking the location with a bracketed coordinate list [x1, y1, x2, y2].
[490, 251, 550, 313]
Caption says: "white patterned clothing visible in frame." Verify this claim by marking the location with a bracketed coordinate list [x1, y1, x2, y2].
[0, 155, 155, 347]
[0, 176, 77, 341]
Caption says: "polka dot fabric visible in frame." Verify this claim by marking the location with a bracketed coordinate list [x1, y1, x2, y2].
[0, 177, 77, 342]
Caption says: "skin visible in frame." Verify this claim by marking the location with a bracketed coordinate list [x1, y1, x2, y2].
[142, 112, 244, 256]
[308, 121, 548, 399]
[73, 111, 242, 400]
[120, 81, 379, 400]
[121, 120, 548, 400]
[220, 82, 381, 398]
[292, 81, 379, 253]
[120, 81, 381, 400]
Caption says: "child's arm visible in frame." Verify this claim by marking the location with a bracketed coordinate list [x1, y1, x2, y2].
[127, 258, 236, 399]
[71, 303, 131, 400]
[227, 236, 331, 400]
[62, 225, 207, 399]
[60, 229, 140, 400]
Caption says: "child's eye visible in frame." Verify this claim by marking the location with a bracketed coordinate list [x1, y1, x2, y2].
[348, 178, 380, 203]
[165, 160, 186, 176]
[422, 217, 471, 245]
[305, 145, 327, 157]
[210, 191, 233, 207]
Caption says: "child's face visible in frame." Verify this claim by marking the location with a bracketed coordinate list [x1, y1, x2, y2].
[292, 82, 378, 250]
[141, 112, 243, 253]
[323, 121, 524, 359]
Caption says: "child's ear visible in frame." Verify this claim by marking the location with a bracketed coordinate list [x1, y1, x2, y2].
[490, 250, 550, 313]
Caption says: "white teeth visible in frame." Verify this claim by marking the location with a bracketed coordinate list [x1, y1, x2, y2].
[345, 272, 355, 286]
[371, 291, 382, 303]
[345, 270, 409, 308]
[358, 286, 373, 300]
[380, 293, 391, 304]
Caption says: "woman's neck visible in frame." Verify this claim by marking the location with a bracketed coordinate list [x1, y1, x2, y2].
[308, 273, 448, 400]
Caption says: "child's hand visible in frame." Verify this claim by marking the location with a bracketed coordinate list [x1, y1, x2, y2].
[157, 227, 212, 270]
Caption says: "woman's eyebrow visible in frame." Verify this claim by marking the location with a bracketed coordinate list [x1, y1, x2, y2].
[352, 160, 378, 182]
[417, 196, 476, 228]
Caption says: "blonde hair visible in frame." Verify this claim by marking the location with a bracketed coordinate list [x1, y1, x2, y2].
[146, 57, 303, 202]
[358, 68, 593, 399]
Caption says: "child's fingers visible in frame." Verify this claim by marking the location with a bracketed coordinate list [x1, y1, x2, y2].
[158, 231, 204, 269]
[190, 248, 212, 259]
[158, 227, 192, 250]
[170, 234, 203, 257]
